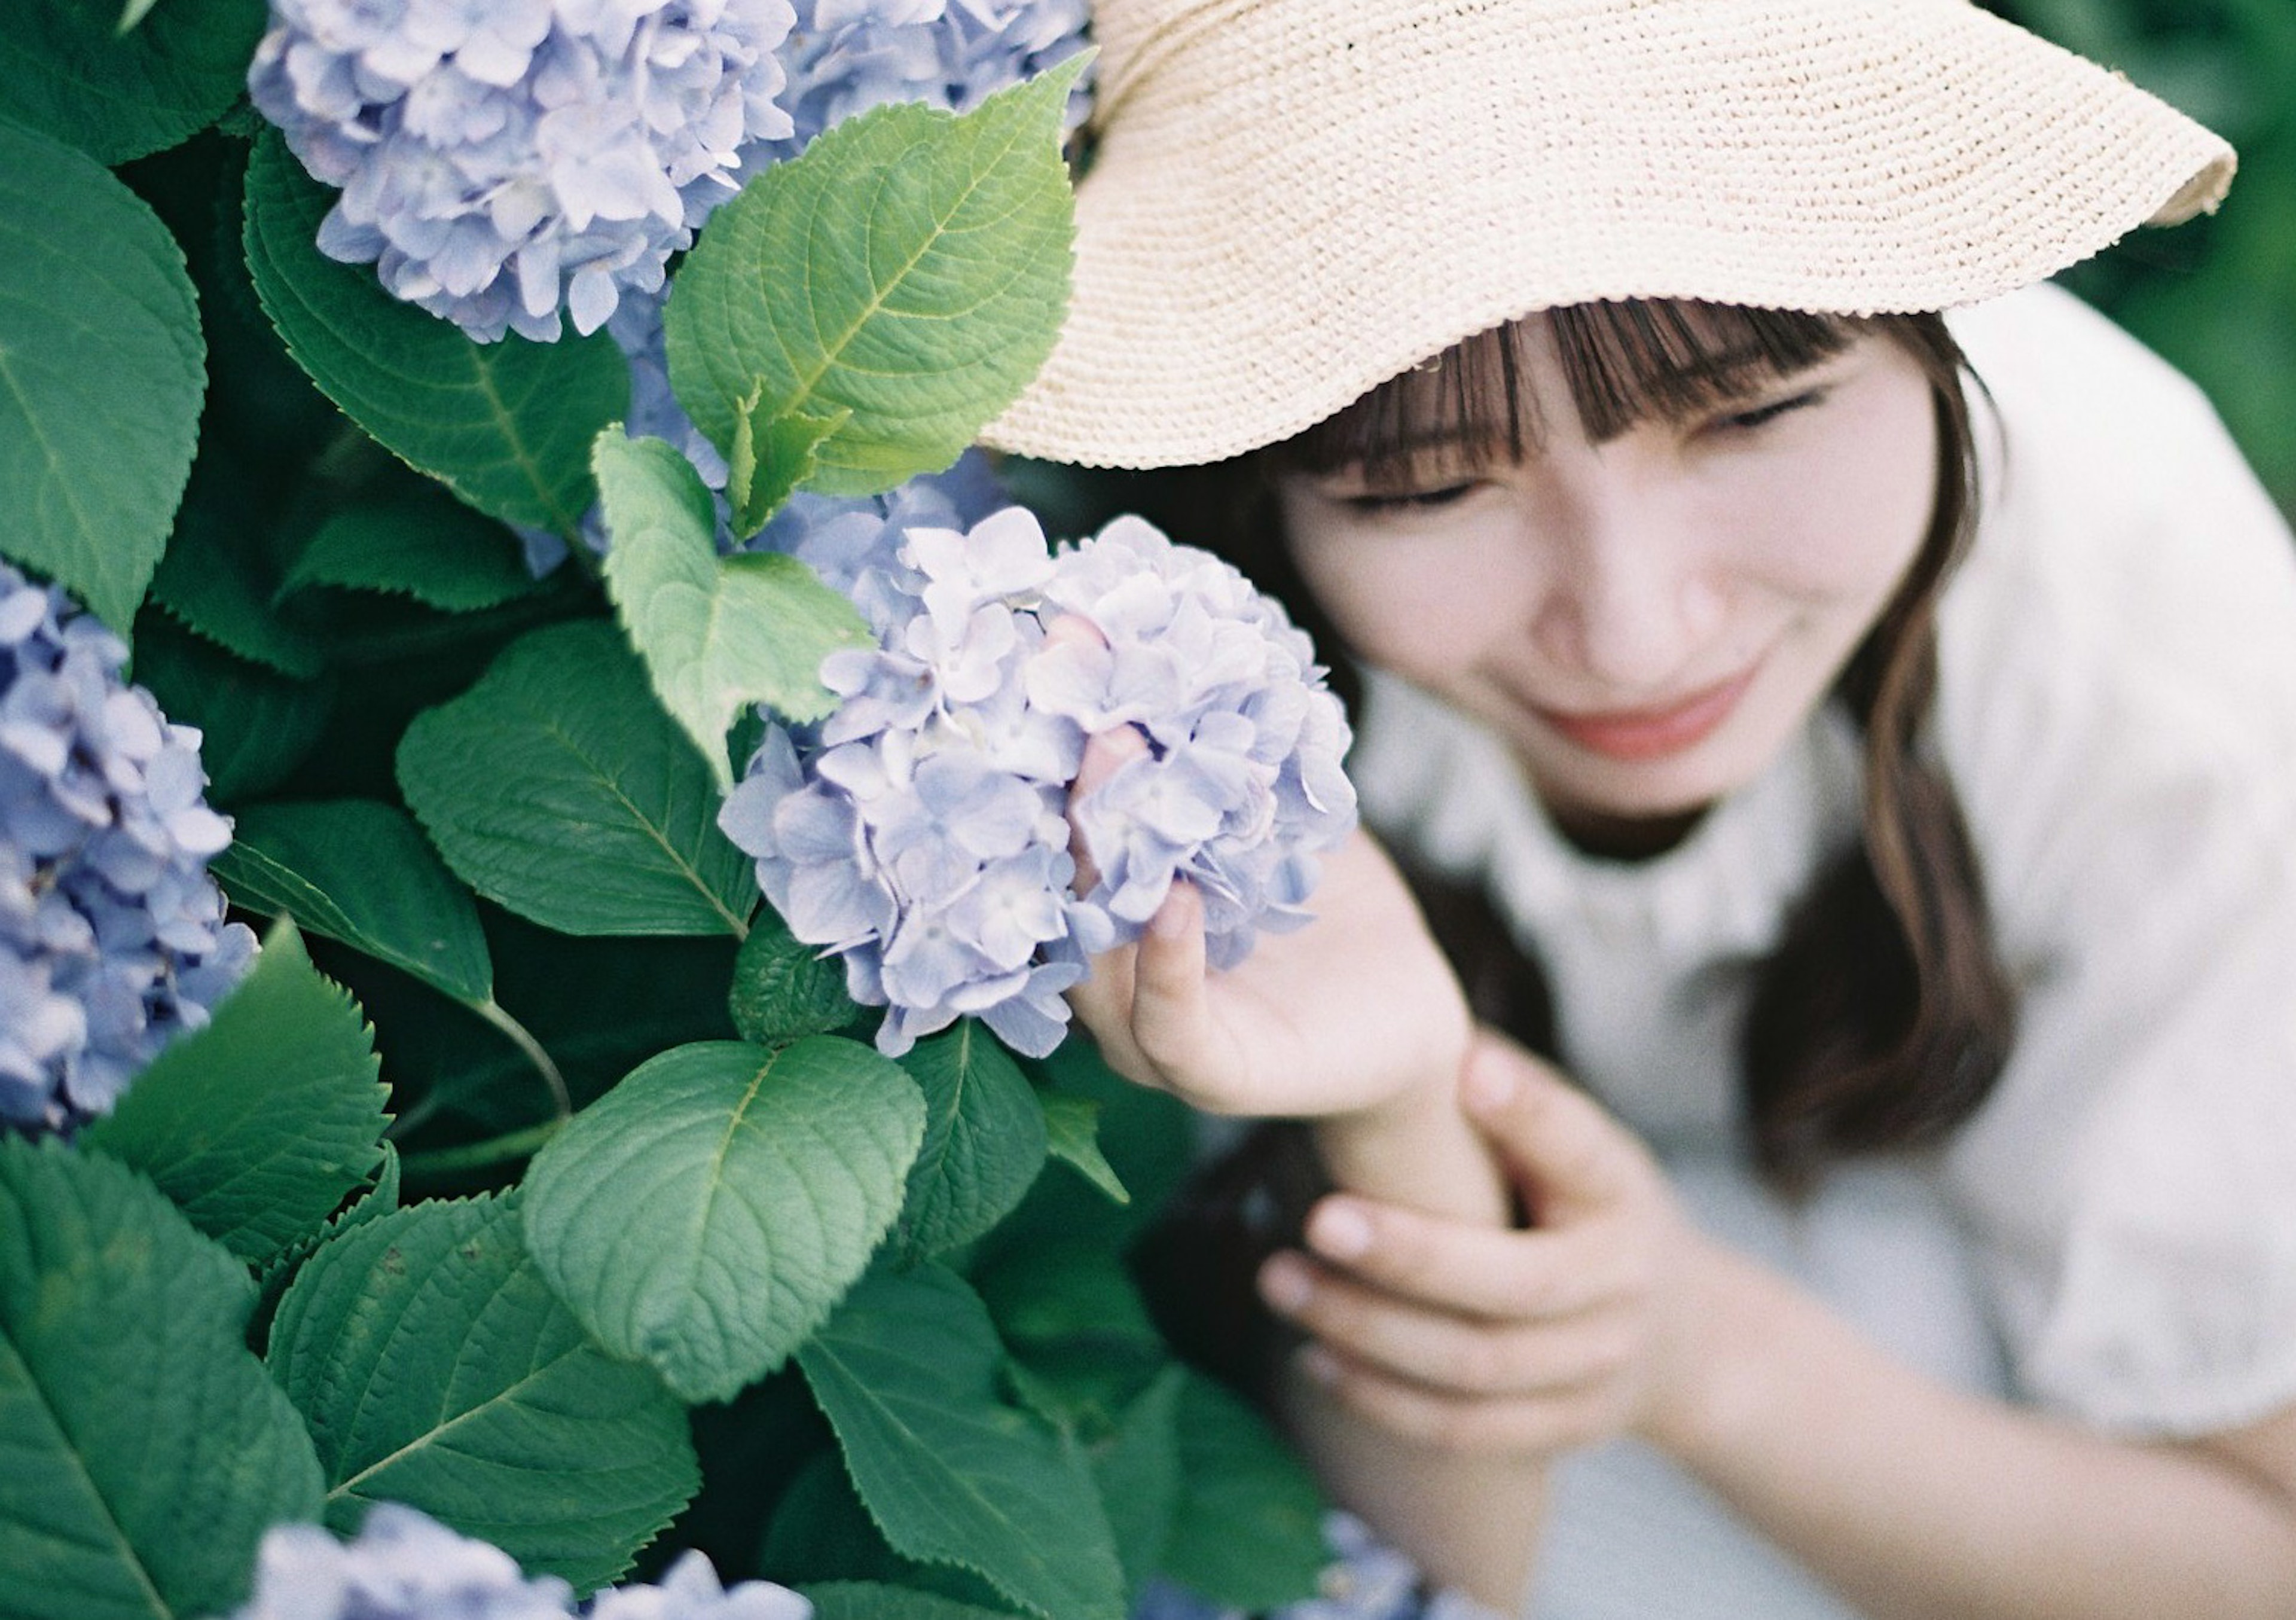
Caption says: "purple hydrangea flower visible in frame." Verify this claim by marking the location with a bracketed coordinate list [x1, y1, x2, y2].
[718, 503, 1356, 1058]
[0, 564, 255, 1137]
[250, 0, 800, 342]
[231, 1505, 812, 1620]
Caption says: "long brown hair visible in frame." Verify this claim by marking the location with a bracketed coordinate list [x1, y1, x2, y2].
[1188, 300, 2020, 1192]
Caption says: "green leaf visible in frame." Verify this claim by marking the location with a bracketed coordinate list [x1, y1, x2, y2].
[79, 919, 390, 1267]
[798, 1264, 1127, 1620]
[805, 1583, 1029, 1620]
[129, 615, 335, 804]
[729, 398, 849, 537]
[267, 1194, 697, 1594]
[761, 1451, 1013, 1611]
[1091, 1366, 1184, 1596]
[0, 1139, 324, 1620]
[523, 1038, 925, 1404]
[279, 491, 541, 613]
[212, 799, 494, 1005]
[1163, 1372, 1326, 1609]
[596, 430, 871, 785]
[0, 119, 203, 633]
[729, 908, 859, 1047]
[148, 459, 325, 678]
[1038, 1093, 1128, 1206]
[397, 621, 760, 937]
[0, 0, 265, 164]
[243, 130, 629, 536]
[896, 1023, 1047, 1259]
[664, 61, 1081, 497]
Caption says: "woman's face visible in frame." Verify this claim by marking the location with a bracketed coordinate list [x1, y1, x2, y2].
[1276, 318, 1939, 837]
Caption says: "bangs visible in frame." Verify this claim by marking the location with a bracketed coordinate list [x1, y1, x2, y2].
[1271, 300, 1859, 480]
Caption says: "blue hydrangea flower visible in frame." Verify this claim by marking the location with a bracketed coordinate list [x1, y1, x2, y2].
[718, 503, 1356, 1059]
[0, 564, 255, 1137]
[231, 1504, 812, 1620]
[1132, 1514, 1503, 1620]
[755, 0, 1092, 166]
[250, 0, 800, 342]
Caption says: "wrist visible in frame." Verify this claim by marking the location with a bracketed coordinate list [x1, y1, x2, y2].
[1637, 1231, 1783, 1466]
[1308, 1051, 1510, 1226]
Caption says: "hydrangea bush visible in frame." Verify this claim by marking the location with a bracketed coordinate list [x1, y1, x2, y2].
[0, 7, 1357, 1620]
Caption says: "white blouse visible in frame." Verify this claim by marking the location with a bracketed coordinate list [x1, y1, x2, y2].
[1348, 282, 2296, 1460]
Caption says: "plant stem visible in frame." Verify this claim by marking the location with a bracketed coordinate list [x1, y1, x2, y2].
[400, 1118, 566, 1179]
[472, 996, 572, 1119]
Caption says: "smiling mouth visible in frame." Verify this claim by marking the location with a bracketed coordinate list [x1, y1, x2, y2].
[1532, 665, 1762, 761]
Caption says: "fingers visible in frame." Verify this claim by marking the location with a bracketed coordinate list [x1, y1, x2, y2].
[1294, 1343, 1636, 1454]
[1292, 1195, 1635, 1319]
[1461, 1035, 1650, 1222]
[1065, 724, 1147, 898]
[1260, 1252, 1636, 1398]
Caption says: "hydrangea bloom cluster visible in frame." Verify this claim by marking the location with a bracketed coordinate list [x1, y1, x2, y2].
[719, 505, 1357, 1058]
[231, 1504, 811, 1620]
[756, 0, 1092, 163]
[0, 565, 255, 1136]
[249, 0, 800, 341]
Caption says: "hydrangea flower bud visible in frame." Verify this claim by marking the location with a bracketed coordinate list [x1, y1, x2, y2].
[231, 1505, 812, 1620]
[0, 564, 255, 1137]
[719, 503, 1357, 1058]
[250, 0, 801, 342]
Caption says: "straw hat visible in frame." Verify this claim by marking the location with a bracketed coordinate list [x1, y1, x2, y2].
[981, 0, 2235, 469]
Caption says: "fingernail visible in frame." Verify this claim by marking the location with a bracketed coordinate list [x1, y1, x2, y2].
[1306, 1199, 1373, 1259]
[1150, 889, 1190, 939]
[1461, 1051, 1519, 1116]
[1258, 1254, 1313, 1314]
[1297, 1346, 1342, 1387]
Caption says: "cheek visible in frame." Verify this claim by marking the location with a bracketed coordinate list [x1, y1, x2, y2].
[1287, 533, 1518, 682]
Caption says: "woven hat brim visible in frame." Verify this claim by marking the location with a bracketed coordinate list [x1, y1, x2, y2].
[983, 0, 2234, 469]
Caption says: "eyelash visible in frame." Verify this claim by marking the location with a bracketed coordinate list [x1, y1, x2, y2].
[1718, 389, 1825, 432]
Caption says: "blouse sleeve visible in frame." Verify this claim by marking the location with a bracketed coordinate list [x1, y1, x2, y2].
[1935, 286, 2296, 1438]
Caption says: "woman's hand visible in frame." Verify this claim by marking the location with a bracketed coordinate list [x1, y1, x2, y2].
[1063, 725, 1472, 1127]
[1259, 1030, 1714, 1457]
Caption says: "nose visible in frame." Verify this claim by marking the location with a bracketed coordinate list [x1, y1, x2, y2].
[1525, 493, 1723, 694]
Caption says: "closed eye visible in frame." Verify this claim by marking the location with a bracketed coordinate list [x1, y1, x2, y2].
[1718, 389, 1826, 433]
[1342, 482, 1481, 515]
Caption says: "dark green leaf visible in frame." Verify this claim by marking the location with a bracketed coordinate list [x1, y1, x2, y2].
[1038, 1093, 1128, 1205]
[729, 908, 859, 1046]
[396, 621, 759, 937]
[243, 131, 628, 536]
[79, 919, 389, 1267]
[797, 1264, 1127, 1620]
[761, 1451, 1012, 1611]
[896, 1023, 1047, 1259]
[523, 1038, 925, 1403]
[148, 457, 325, 677]
[213, 798, 493, 1005]
[1163, 1371, 1326, 1609]
[0, 1139, 323, 1620]
[279, 491, 541, 613]
[1091, 1366, 1184, 1595]
[0, 119, 203, 631]
[664, 63, 1081, 496]
[129, 615, 335, 804]
[596, 431, 870, 785]
[0, 0, 265, 164]
[268, 1195, 697, 1593]
[804, 1582, 1029, 1620]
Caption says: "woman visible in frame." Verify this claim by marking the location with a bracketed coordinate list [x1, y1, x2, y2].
[986, 1, 2296, 1616]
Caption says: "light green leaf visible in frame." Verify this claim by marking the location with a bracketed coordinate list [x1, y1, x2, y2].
[798, 1264, 1127, 1620]
[523, 1037, 925, 1404]
[212, 798, 493, 1005]
[278, 491, 541, 612]
[730, 398, 848, 537]
[0, 0, 265, 164]
[0, 1139, 324, 1620]
[129, 617, 335, 804]
[268, 1195, 697, 1594]
[896, 1023, 1047, 1259]
[596, 430, 871, 786]
[804, 1583, 1028, 1620]
[243, 131, 628, 536]
[1037, 1093, 1128, 1205]
[79, 919, 390, 1267]
[397, 621, 760, 937]
[728, 907, 859, 1046]
[664, 60, 1081, 497]
[0, 119, 203, 633]
[1163, 1371, 1326, 1609]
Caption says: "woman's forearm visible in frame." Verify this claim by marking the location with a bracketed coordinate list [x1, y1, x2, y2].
[1660, 1237, 2296, 1620]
